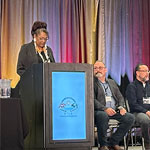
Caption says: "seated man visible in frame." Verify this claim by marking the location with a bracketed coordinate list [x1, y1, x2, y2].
[94, 60, 134, 150]
[126, 63, 150, 150]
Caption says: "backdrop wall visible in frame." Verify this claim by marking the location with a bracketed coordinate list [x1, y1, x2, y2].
[0, 0, 150, 87]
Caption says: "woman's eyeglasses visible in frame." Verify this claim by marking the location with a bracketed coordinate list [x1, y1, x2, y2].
[38, 37, 48, 41]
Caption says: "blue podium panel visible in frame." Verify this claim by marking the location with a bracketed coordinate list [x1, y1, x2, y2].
[45, 63, 94, 149]
[52, 72, 86, 140]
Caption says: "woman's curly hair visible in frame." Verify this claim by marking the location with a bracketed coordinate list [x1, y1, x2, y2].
[31, 21, 47, 38]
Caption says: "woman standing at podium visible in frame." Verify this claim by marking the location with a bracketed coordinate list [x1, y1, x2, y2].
[17, 21, 55, 76]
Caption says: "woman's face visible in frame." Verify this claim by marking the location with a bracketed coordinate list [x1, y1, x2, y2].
[34, 32, 48, 49]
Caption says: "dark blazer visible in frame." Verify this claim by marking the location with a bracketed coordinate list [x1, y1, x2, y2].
[126, 79, 150, 113]
[94, 77, 124, 111]
[17, 41, 55, 76]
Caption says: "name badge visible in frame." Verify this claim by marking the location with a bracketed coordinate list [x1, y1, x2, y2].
[143, 97, 150, 104]
[105, 96, 111, 102]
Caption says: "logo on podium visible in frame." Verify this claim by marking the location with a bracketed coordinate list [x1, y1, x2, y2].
[59, 97, 78, 115]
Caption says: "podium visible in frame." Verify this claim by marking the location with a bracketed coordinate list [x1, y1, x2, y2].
[20, 63, 94, 150]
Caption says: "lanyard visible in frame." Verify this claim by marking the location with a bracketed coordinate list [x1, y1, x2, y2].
[101, 83, 109, 96]
[143, 86, 148, 98]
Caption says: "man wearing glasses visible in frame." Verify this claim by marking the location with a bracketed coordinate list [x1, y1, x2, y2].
[126, 64, 150, 150]
[94, 61, 134, 150]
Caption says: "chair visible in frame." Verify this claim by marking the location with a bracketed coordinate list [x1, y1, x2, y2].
[108, 119, 127, 150]
[125, 99, 145, 150]
[95, 119, 127, 150]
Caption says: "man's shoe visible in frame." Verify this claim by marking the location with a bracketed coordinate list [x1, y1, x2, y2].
[109, 145, 124, 150]
[98, 146, 109, 150]
[145, 142, 150, 150]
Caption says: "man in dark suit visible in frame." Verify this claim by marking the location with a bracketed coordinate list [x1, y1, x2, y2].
[94, 61, 134, 150]
[17, 21, 55, 76]
[126, 64, 150, 150]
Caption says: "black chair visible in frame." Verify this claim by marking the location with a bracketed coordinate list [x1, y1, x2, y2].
[125, 99, 145, 150]
[95, 119, 127, 150]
